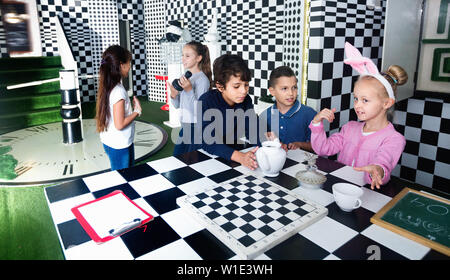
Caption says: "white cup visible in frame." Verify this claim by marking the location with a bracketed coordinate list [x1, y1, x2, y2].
[332, 183, 363, 212]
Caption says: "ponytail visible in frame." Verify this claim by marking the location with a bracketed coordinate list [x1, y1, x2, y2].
[186, 41, 213, 90]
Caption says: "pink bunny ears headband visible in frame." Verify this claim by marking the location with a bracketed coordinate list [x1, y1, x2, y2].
[343, 42, 396, 100]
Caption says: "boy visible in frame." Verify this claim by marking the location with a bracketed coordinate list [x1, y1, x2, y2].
[196, 54, 261, 170]
[259, 66, 316, 152]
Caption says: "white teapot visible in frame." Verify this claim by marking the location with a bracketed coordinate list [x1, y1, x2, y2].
[255, 138, 287, 177]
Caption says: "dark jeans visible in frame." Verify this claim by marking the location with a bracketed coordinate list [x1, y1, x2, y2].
[173, 123, 202, 156]
[103, 143, 135, 171]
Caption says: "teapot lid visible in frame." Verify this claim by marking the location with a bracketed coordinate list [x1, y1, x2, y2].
[262, 138, 281, 148]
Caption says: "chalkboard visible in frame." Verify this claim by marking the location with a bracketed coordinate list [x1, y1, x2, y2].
[371, 188, 449, 256]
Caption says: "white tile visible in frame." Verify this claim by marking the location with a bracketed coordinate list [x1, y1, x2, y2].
[161, 208, 204, 238]
[330, 165, 366, 186]
[147, 157, 187, 173]
[83, 171, 127, 192]
[299, 216, 358, 253]
[48, 193, 95, 224]
[418, 143, 437, 160]
[407, 98, 425, 114]
[404, 126, 422, 142]
[189, 159, 231, 176]
[291, 186, 334, 207]
[362, 224, 430, 260]
[136, 239, 202, 260]
[323, 254, 341, 260]
[65, 238, 134, 260]
[286, 149, 313, 163]
[128, 174, 175, 197]
[359, 187, 391, 213]
[281, 163, 308, 178]
[422, 115, 441, 132]
[438, 133, 450, 150]
[176, 177, 218, 195]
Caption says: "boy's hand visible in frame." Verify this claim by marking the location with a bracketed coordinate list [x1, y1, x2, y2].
[232, 147, 259, 170]
[312, 108, 336, 124]
[287, 142, 302, 150]
[353, 164, 384, 190]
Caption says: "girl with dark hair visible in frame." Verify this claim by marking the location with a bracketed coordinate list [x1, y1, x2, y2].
[96, 45, 142, 170]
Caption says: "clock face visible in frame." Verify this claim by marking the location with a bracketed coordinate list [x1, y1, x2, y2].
[0, 119, 167, 185]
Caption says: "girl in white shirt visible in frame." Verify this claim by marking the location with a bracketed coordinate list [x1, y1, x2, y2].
[96, 45, 142, 170]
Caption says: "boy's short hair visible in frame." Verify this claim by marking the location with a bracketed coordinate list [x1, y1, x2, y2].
[269, 66, 296, 88]
[213, 54, 251, 88]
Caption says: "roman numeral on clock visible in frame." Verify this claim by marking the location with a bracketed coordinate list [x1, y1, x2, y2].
[63, 164, 74, 176]
[134, 138, 157, 147]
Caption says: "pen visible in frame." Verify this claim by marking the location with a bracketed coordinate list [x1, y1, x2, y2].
[108, 218, 141, 237]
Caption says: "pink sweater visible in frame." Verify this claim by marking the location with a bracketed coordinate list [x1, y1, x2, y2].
[309, 121, 406, 185]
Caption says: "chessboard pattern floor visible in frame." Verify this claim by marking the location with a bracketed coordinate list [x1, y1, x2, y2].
[44, 149, 448, 260]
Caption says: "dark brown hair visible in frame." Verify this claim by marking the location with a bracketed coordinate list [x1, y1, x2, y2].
[185, 41, 213, 89]
[269, 65, 297, 88]
[213, 54, 251, 89]
[95, 45, 132, 132]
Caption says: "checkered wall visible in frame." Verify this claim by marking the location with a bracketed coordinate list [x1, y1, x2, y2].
[165, 0, 300, 103]
[392, 97, 450, 193]
[307, 0, 385, 135]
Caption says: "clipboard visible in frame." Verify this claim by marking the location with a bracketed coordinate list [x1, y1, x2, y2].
[71, 190, 153, 244]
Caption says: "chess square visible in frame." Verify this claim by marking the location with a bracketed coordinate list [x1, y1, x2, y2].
[117, 163, 158, 181]
[299, 216, 358, 253]
[45, 179, 90, 203]
[57, 219, 91, 250]
[128, 174, 176, 197]
[189, 158, 232, 177]
[161, 166, 205, 186]
[136, 239, 201, 260]
[183, 229, 236, 260]
[161, 208, 204, 238]
[361, 225, 430, 260]
[147, 157, 187, 173]
[265, 233, 330, 260]
[143, 187, 186, 215]
[120, 216, 181, 259]
[64, 238, 134, 260]
[82, 171, 128, 193]
[92, 183, 141, 200]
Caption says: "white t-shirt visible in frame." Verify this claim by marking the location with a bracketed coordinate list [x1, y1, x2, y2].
[99, 83, 135, 149]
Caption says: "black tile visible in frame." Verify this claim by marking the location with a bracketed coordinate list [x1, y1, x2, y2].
[184, 229, 236, 260]
[282, 157, 299, 169]
[424, 101, 443, 117]
[405, 112, 423, 128]
[46, 179, 90, 203]
[316, 156, 345, 173]
[326, 203, 373, 232]
[400, 166, 416, 182]
[417, 157, 435, 173]
[143, 187, 185, 215]
[333, 234, 408, 260]
[117, 163, 158, 181]
[332, 78, 342, 96]
[422, 249, 450, 260]
[215, 156, 241, 168]
[371, 177, 407, 198]
[57, 219, 91, 249]
[208, 169, 243, 183]
[404, 140, 420, 155]
[440, 118, 450, 134]
[161, 166, 205, 186]
[322, 62, 333, 80]
[265, 234, 329, 260]
[121, 216, 181, 259]
[433, 176, 450, 195]
[436, 147, 450, 164]
[92, 183, 141, 200]
[175, 150, 212, 165]
[420, 129, 439, 146]
[264, 172, 299, 190]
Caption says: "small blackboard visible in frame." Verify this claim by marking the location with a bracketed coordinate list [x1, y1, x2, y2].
[371, 188, 449, 256]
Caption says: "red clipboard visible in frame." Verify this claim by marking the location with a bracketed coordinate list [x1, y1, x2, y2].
[71, 190, 153, 244]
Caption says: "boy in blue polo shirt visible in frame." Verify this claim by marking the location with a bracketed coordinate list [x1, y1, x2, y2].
[259, 66, 316, 152]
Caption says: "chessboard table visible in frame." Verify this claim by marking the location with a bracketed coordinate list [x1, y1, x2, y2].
[44, 148, 449, 260]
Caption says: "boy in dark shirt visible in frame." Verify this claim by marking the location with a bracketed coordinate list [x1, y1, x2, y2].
[197, 54, 261, 170]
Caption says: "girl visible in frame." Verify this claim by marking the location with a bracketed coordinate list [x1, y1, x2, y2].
[309, 42, 407, 190]
[96, 45, 142, 170]
[169, 41, 212, 156]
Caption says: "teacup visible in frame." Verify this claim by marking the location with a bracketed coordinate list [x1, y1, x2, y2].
[332, 183, 363, 212]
